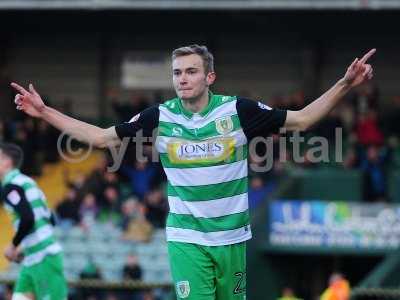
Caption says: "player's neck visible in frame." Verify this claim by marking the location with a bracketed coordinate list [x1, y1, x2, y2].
[181, 90, 209, 113]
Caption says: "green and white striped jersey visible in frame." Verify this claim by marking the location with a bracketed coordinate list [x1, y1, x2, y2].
[1, 169, 62, 266]
[115, 93, 286, 246]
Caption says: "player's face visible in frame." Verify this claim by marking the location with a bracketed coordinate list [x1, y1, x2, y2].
[172, 54, 215, 101]
[0, 151, 11, 178]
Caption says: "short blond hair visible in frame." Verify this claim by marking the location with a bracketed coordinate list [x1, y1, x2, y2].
[172, 44, 214, 74]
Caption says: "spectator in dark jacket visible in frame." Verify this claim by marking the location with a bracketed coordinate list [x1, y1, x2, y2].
[122, 254, 142, 281]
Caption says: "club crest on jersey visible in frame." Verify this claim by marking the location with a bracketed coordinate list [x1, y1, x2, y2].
[176, 280, 190, 298]
[215, 116, 233, 135]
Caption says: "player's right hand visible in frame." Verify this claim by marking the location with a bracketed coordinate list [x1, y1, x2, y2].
[11, 82, 46, 118]
[14, 247, 24, 263]
[342, 49, 376, 88]
[4, 244, 20, 263]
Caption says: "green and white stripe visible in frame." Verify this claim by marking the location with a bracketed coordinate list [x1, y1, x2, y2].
[168, 193, 248, 217]
[165, 227, 250, 245]
[164, 160, 248, 186]
[2, 169, 61, 266]
[156, 94, 252, 246]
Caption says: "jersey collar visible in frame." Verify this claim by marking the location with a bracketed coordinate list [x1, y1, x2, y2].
[178, 91, 217, 119]
[1, 169, 20, 187]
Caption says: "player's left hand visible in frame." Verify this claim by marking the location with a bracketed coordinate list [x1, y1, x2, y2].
[343, 48, 376, 87]
[4, 244, 22, 263]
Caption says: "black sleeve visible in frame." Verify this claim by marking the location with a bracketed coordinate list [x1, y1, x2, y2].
[114, 105, 159, 140]
[236, 97, 287, 140]
[49, 212, 56, 226]
[1, 184, 35, 247]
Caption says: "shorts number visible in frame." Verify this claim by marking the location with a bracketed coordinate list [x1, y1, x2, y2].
[233, 272, 246, 294]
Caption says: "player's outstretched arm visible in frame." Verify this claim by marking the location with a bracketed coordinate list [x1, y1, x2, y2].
[11, 82, 120, 148]
[284, 48, 376, 131]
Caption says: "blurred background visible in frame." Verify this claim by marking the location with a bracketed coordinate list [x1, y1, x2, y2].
[0, 0, 400, 299]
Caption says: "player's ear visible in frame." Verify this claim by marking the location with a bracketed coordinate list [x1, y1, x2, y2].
[206, 72, 216, 86]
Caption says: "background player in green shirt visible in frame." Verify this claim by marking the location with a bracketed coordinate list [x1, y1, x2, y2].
[10, 45, 375, 299]
[0, 142, 67, 300]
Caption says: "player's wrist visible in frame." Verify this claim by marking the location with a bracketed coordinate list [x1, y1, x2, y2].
[39, 105, 51, 119]
[338, 77, 352, 90]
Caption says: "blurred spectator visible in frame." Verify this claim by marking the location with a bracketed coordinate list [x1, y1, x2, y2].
[98, 184, 120, 208]
[122, 254, 143, 281]
[79, 193, 99, 229]
[143, 145, 167, 188]
[144, 188, 168, 228]
[277, 287, 303, 300]
[105, 293, 119, 300]
[97, 185, 122, 225]
[360, 145, 390, 202]
[320, 273, 350, 300]
[56, 187, 80, 227]
[141, 290, 155, 300]
[80, 259, 103, 300]
[120, 160, 157, 199]
[120, 197, 141, 230]
[248, 176, 273, 209]
[104, 171, 119, 185]
[355, 110, 384, 146]
[80, 259, 102, 280]
[84, 155, 120, 204]
[88, 168, 117, 191]
[61, 169, 88, 203]
[123, 201, 153, 243]
[85, 153, 110, 191]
